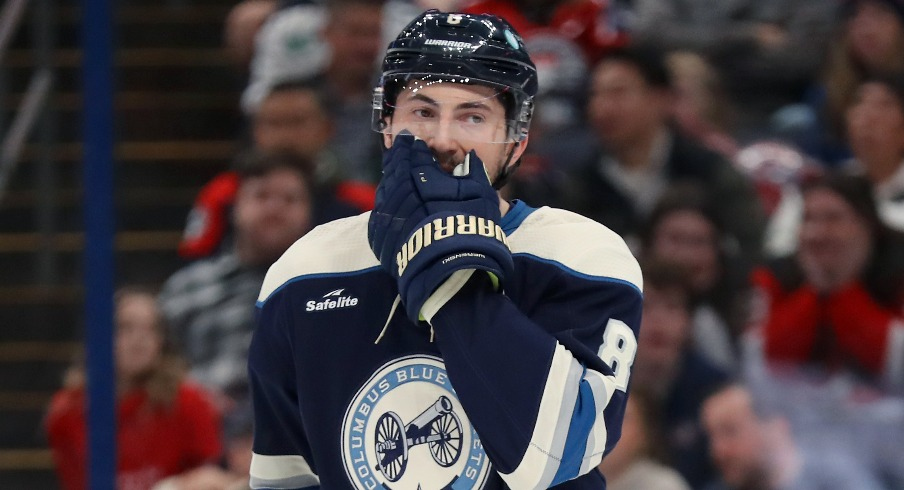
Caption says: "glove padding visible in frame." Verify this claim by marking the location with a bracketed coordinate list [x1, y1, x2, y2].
[397, 211, 513, 323]
[367, 132, 513, 322]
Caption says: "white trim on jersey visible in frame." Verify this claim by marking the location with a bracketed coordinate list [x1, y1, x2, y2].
[579, 369, 616, 474]
[500, 343, 584, 489]
[508, 207, 643, 293]
[258, 213, 378, 303]
[249, 453, 319, 489]
[422, 268, 474, 323]
[260, 207, 643, 307]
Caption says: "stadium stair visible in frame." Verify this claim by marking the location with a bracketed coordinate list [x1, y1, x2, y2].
[0, 1, 242, 486]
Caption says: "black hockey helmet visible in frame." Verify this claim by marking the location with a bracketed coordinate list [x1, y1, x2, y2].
[373, 10, 538, 143]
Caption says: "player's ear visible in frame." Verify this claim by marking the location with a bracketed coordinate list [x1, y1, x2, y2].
[381, 117, 394, 149]
[510, 134, 529, 161]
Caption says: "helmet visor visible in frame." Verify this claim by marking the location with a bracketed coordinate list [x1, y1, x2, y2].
[373, 74, 531, 144]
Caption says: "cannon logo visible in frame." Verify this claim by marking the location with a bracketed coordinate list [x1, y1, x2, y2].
[341, 355, 491, 489]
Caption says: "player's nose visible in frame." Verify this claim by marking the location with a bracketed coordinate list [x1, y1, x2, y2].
[424, 123, 460, 171]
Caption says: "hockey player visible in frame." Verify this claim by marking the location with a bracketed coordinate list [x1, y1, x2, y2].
[248, 10, 643, 489]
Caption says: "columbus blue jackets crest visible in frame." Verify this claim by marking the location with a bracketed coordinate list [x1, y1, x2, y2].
[341, 355, 491, 489]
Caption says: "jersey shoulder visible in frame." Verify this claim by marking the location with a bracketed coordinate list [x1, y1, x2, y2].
[258, 212, 377, 303]
[510, 206, 643, 293]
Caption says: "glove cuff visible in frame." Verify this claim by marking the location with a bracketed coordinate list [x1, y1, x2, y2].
[397, 212, 513, 322]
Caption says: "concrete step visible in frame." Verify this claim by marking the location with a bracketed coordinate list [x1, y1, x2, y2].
[2, 49, 242, 94]
[3, 90, 243, 141]
[0, 288, 82, 343]
[8, 3, 231, 50]
[0, 235, 186, 290]
[12, 140, 235, 190]
[4, 91, 240, 112]
[0, 1, 238, 486]
[0, 187, 201, 234]
[0, 449, 56, 481]
[0, 361, 69, 396]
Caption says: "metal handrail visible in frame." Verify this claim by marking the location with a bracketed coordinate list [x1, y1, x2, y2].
[0, 0, 29, 62]
[0, 68, 53, 200]
[0, 0, 55, 205]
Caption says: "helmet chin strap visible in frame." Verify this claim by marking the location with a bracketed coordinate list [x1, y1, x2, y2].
[491, 142, 521, 190]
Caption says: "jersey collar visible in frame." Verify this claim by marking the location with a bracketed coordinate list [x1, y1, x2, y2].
[501, 199, 537, 234]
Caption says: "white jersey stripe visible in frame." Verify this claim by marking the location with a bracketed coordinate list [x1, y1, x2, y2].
[259, 213, 378, 303]
[508, 207, 643, 293]
[260, 207, 642, 305]
[580, 370, 615, 473]
[501, 343, 583, 489]
[249, 453, 319, 489]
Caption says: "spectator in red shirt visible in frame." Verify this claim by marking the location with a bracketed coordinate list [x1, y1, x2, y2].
[179, 80, 373, 260]
[750, 173, 904, 391]
[45, 287, 222, 490]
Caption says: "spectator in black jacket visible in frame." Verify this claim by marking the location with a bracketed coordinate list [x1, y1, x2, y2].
[565, 45, 766, 267]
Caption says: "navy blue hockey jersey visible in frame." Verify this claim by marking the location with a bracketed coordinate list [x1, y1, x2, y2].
[249, 201, 643, 489]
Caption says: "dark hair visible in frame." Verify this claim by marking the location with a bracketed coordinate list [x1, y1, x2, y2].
[641, 183, 752, 336]
[233, 149, 317, 185]
[801, 172, 885, 236]
[842, 0, 904, 25]
[625, 387, 671, 462]
[326, 0, 387, 14]
[640, 182, 723, 250]
[265, 79, 329, 112]
[800, 172, 904, 305]
[858, 71, 904, 113]
[703, 380, 786, 422]
[596, 43, 673, 90]
[640, 257, 693, 306]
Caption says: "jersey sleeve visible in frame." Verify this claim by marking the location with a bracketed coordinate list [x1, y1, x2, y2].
[427, 216, 643, 489]
[248, 290, 320, 490]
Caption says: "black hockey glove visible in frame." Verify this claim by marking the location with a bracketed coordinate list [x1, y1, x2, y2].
[367, 132, 513, 323]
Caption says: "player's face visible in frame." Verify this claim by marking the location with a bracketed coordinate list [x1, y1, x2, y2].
[234, 167, 313, 265]
[846, 1, 904, 70]
[632, 285, 690, 393]
[648, 209, 721, 292]
[115, 292, 164, 382]
[588, 60, 672, 149]
[798, 187, 872, 271]
[383, 82, 528, 180]
[846, 81, 904, 167]
[324, 4, 384, 81]
[253, 89, 334, 160]
[702, 388, 769, 488]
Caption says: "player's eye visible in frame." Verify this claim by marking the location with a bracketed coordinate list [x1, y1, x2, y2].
[412, 107, 435, 119]
[462, 113, 485, 125]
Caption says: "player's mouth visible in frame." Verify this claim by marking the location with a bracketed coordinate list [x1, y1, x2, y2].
[438, 159, 463, 174]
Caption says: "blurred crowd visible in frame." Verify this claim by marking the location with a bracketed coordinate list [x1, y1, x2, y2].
[43, 0, 904, 489]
